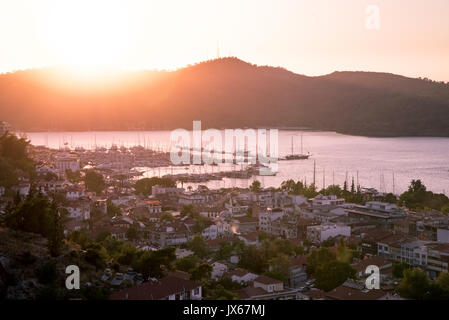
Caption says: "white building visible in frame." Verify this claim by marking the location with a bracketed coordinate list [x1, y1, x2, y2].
[64, 202, 91, 220]
[307, 223, 351, 243]
[437, 228, 449, 243]
[151, 185, 184, 196]
[258, 209, 285, 232]
[54, 152, 80, 173]
[211, 262, 228, 280]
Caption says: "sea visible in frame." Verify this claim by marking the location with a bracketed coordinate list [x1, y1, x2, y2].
[25, 130, 449, 195]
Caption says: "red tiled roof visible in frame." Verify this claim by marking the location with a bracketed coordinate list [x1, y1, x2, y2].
[352, 256, 391, 272]
[110, 275, 200, 300]
[234, 216, 258, 224]
[325, 285, 387, 300]
[291, 255, 308, 268]
[254, 275, 282, 285]
[234, 287, 267, 299]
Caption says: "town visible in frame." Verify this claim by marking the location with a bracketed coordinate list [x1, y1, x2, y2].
[1, 122, 449, 301]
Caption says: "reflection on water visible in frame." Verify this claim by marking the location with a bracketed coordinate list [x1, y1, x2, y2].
[26, 130, 449, 194]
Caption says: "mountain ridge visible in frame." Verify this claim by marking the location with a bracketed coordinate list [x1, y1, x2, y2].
[0, 57, 448, 137]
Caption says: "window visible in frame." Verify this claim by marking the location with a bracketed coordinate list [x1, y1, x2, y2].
[194, 287, 200, 295]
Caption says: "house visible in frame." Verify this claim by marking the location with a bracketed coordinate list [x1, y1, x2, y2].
[253, 275, 284, 293]
[310, 194, 345, 213]
[352, 256, 393, 281]
[307, 224, 351, 243]
[269, 216, 298, 239]
[65, 186, 85, 200]
[258, 209, 285, 232]
[205, 237, 238, 252]
[151, 185, 184, 196]
[296, 218, 320, 240]
[13, 183, 30, 196]
[178, 191, 209, 205]
[201, 221, 220, 240]
[147, 221, 192, 247]
[175, 248, 194, 259]
[234, 274, 303, 300]
[211, 262, 228, 280]
[225, 268, 258, 284]
[288, 256, 308, 288]
[110, 273, 202, 300]
[345, 202, 408, 223]
[53, 152, 80, 173]
[324, 281, 400, 300]
[238, 232, 260, 246]
[437, 227, 449, 243]
[63, 200, 91, 220]
[198, 206, 225, 220]
[231, 216, 258, 234]
[234, 286, 302, 300]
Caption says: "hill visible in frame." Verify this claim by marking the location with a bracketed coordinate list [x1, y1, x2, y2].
[0, 57, 448, 136]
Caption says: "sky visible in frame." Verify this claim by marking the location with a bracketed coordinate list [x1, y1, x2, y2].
[0, 0, 448, 81]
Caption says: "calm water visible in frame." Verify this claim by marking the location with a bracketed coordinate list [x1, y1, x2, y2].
[26, 130, 449, 195]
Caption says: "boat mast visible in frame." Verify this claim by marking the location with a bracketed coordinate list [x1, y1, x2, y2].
[291, 136, 294, 156]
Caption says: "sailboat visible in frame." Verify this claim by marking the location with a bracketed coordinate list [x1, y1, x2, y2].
[284, 134, 310, 160]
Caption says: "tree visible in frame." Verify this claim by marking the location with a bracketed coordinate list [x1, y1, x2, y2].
[48, 200, 65, 257]
[35, 260, 59, 285]
[188, 235, 210, 258]
[321, 185, 342, 197]
[238, 245, 267, 274]
[107, 200, 121, 216]
[66, 170, 82, 183]
[136, 247, 176, 279]
[84, 170, 106, 194]
[181, 204, 198, 217]
[392, 262, 412, 278]
[0, 132, 35, 187]
[436, 271, 449, 291]
[215, 242, 234, 261]
[302, 183, 318, 198]
[382, 193, 398, 204]
[85, 243, 108, 269]
[190, 263, 212, 281]
[336, 238, 353, 264]
[266, 254, 291, 283]
[280, 179, 304, 195]
[176, 255, 199, 273]
[306, 247, 335, 276]
[126, 226, 140, 241]
[134, 177, 175, 196]
[396, 268, 430, 299]
[6, 188, 58, 239]
[314, 261, 356, 292]
[249, 180, 262, 192]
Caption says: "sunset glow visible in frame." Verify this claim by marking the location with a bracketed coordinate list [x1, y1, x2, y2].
[0, 0, 449, 80]
[38, 0, 134, 70]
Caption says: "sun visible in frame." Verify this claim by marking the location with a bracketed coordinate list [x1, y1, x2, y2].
[39, 0, 133, 71]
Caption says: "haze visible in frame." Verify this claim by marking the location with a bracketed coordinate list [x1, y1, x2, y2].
[0, 0, 448, 81]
